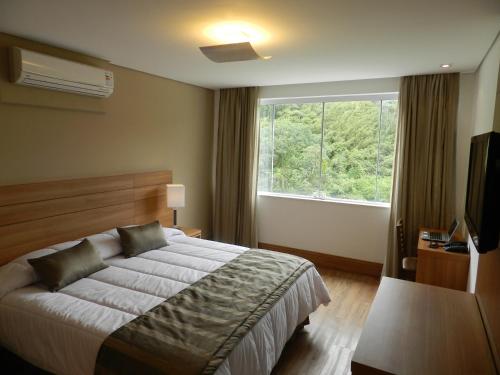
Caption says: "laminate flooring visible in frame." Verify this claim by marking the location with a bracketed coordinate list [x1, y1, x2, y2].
[272, 268, 380, 375]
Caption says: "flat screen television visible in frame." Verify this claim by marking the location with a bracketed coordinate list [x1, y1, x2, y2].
[464, 131, 500, 253]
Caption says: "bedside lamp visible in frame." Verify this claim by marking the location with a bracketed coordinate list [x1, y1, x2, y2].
[167, 184, 185, 228]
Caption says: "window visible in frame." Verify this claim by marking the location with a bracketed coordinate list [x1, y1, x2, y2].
[258, 95, 398, 203]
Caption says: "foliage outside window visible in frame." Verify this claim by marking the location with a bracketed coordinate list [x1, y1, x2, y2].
[258, 96, 398, 203]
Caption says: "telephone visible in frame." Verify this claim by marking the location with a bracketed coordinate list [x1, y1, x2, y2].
[443, 241, 468, 253]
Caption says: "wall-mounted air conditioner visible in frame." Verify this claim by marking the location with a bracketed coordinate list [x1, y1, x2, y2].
[9, 47, 114, 98]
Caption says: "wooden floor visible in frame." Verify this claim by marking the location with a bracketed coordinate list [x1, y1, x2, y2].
[272, 268, 380, 375]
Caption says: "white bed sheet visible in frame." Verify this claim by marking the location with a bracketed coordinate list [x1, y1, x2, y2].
[0, 229, 330, 375]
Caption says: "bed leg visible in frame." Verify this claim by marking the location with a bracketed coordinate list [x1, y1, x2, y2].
[285, 316, 311, 346]
[297, 316, 310, 331]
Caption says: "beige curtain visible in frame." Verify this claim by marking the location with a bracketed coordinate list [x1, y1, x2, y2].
[214, 87, 259, 247]
[385, 74, 459, 277]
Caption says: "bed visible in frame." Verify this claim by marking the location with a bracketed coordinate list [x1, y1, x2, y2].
[0, 171, 330, 375]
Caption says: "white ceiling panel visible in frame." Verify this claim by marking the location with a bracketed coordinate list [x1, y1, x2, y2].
[0, 0, 498, 88]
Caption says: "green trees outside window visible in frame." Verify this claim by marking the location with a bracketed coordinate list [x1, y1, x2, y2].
[258, 98, 398, 203]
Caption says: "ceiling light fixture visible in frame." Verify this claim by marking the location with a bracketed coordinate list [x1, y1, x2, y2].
[200, 42, 263, 63]
[440, 63, 452, 68]
[200, 21, 271, 63]
[203, 21, 268, 45]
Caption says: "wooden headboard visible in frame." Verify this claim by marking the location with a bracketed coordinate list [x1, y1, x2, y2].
[0, 171, 173, 265]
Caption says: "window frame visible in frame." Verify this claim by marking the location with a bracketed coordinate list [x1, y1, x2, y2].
[260, 93, 398, 105]
[257, 92, 399, 205]
[257, 191, 391, 208]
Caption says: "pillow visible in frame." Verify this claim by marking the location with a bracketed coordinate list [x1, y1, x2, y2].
[0, 263, 37, 299]
[163, 227, 185, 238]
[86, 233, 122, 259]
[117, 221, 167, 257]
[53, 234, 122, 260]
[28, 239, 108, 292]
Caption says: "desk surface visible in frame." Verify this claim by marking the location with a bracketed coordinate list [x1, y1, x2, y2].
[418, 227, 469, 259]
[351, 277, 495, 375]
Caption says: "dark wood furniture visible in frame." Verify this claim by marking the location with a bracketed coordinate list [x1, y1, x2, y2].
[351, 277, 496, 375]
[416, 228, 469, 291]
[396, 219, 417, 280]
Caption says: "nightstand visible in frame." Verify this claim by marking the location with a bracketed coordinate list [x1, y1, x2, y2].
[177, 227, 202, 238]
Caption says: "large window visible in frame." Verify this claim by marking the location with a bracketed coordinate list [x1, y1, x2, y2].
[258, 95, 398, 203]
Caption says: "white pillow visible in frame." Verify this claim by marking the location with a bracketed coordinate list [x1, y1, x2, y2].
[0, 233, 122, 299]
[0, 248, 56, 299]
[51, 240, 80, 251]
[103, 228, 120, 239]
[163, 227, 185, 238]
[87, 233, 122, 259]
[0, 263, 35, 299]
[0, 225, 177, 298]
[15, 248, 57, 262]
[104, 225, 183, 239]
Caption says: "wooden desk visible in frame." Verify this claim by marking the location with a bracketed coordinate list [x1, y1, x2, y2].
[416, 228, 470, 291]
[351, 277, 495, 375]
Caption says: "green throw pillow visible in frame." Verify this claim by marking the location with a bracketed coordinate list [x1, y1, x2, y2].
[28, 239, 108, 292]
[117, 221, 167, 257]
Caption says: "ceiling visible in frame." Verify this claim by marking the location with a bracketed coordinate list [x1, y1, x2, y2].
[0, 0, 499, 89]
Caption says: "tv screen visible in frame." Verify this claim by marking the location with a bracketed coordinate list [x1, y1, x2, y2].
[464, 132, 500, 252]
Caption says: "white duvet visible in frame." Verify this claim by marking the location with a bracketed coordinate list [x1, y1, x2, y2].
[0, 227, 330, 375]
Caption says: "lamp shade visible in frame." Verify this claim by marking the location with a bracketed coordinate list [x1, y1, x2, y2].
[167, 184, 185, 208]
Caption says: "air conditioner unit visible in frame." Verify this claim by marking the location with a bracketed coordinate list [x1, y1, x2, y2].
[9, 47, 114, 98]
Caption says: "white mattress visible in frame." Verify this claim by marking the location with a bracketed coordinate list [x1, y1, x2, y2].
[0, 228, 330, 375]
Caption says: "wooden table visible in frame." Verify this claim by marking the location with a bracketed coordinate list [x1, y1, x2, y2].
[351, 277, 495, 375]
[416, 228, 469, 291]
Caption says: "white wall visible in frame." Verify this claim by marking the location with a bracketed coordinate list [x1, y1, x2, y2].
[259, 77, 400, 99]
[258, 195, 390, 263]
[466, 33, 500, 293]
[257, 78, 397, 264]
[472, 35, 500, 135]
[456, 74, 476, 228]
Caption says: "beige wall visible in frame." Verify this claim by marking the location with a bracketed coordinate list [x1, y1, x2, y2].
[471, 33, 500, 136]
[0, 33, 214, 236]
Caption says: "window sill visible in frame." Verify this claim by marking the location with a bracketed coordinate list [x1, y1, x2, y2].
[257, 191, 391, 208]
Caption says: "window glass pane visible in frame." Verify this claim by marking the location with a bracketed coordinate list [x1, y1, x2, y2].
[272, 103, 322, 195]
[322, 101, 380, 201]
[376, 100, 398, 202]
[257, 97, 398, 204]
[257, 104, 273, 192]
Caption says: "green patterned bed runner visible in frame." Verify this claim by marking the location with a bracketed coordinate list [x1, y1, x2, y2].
[95, 249, 313, 375]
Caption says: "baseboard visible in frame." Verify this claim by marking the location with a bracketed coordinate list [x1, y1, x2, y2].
[258, 242, 383, 277]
